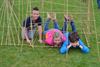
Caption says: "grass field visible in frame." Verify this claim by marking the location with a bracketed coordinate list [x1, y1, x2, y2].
[0, 0, 100, 67]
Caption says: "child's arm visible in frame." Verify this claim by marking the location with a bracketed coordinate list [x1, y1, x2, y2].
[78, 39, 90, 53]
[38, 25, 43, 43]
[22, 27, 31, 43]
[61, 32, 70, 47]
[60, 40, 69, 54]
[78, 39, 85, 49]
[37, 16, 43, 43]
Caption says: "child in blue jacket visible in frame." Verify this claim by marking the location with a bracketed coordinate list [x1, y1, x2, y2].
[60, 16, 90, 54]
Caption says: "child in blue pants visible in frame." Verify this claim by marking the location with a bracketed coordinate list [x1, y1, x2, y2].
[97, 0, 100, 9]
[60, 16, 90, 54]
[42, 13, 68, 47]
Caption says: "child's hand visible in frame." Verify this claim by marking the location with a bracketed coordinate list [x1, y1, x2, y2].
[26, 39, 31, 44]
[70, 42, 79, 47]
[38, 39, 43, 43]
[79, 45, 83, 49]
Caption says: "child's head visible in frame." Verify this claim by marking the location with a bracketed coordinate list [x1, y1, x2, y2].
[69, 32, 80, 47]
[53, 32, 62, 45]
[32, 7, 39, 20]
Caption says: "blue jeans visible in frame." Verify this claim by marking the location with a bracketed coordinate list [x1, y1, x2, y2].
[97, 0, 100, 8]
[62, 20, 77, 32]
[60, 33, 90, 54]
[44, 18, 68, 34]
[22, 28, 36, 40]
[44, 19, 60, 34]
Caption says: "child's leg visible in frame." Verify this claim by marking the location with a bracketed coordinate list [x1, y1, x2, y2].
[28, 28, 36, 40]
[60, 32, 69, 54]
[70, 20, 77, 32]
[62, 20, 68, 33]
[44, 18, 51, 34]
[79, 39, 90, 53]
[53, 20, 59, 29]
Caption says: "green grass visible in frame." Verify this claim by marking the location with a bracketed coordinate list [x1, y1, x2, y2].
[0, 0, 100, 67]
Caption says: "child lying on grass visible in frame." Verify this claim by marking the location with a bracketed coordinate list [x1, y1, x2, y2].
[60, 16, 90, 54]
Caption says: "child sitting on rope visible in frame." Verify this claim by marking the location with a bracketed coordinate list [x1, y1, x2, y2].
[22, 7, 43, 46]
[60, 16, 90, 54]
[42, 13, 68, 47]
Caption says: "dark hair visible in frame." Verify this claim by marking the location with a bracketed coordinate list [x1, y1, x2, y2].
[32, 7, 39, 11]
[69, 32, 80, 43]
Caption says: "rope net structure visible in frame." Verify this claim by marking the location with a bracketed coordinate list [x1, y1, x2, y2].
[0, 0, 100, 60]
